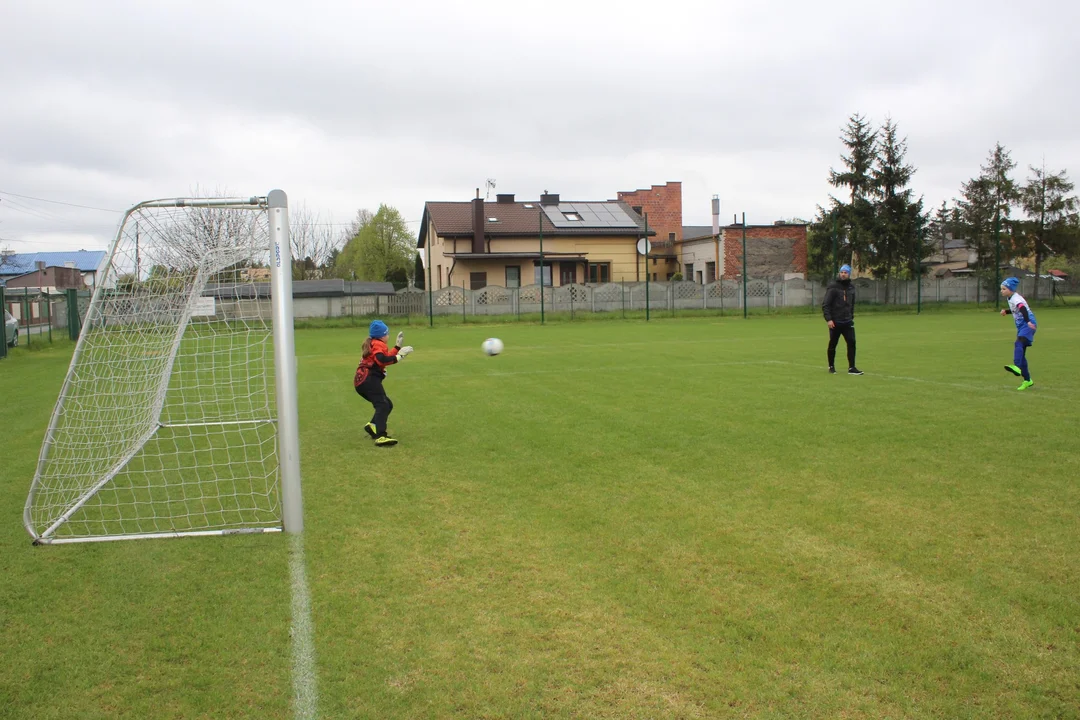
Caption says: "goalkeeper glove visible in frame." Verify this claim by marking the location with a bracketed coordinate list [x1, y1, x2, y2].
[397, 345, 414, 359]
[396, 331, 405, 347]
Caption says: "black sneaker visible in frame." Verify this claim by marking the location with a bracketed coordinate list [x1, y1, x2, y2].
[848, 367, 864, 375]
[828, 366, 836, 374]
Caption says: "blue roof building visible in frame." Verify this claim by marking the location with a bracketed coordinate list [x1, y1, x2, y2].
[0, 250, 108, 288]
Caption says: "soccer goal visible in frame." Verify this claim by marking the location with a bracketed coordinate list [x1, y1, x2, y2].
[24, 191, 304, 544]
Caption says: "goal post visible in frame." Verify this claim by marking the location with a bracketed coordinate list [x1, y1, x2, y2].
[24, 191, 304, 544]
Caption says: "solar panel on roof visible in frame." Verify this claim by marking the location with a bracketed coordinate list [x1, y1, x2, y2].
[541, 203, 640, 229]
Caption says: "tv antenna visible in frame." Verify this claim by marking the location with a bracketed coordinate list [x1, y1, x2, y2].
[485, 178, 496, 200]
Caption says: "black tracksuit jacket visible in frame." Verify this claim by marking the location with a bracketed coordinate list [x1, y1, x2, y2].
[821, 278, 856, 325]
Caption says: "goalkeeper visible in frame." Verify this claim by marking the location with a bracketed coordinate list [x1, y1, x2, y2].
[354, 320, 413, 446]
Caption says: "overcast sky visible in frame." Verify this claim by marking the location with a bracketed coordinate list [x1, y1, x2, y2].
[3, 0, 1078, 254]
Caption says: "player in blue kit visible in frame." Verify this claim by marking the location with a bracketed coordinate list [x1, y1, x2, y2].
[999, 277, 1037, 391]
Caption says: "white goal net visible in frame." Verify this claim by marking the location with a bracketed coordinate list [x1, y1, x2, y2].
[25, 192, 303, 544]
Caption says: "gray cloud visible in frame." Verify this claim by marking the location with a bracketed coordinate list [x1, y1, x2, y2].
[3, 0, 1079, 252]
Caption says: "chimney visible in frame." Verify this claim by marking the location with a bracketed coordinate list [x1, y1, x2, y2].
[539, 192, 560, 206]
[472, 190, 485, 254]
[711, 195, 720, 237]
[36, 260, 46, 271]
[495, 193, 515, 204]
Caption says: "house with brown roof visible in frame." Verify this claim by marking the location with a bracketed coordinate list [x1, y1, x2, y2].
[418, 191, 656, 290]
[418, 183, 809, 289]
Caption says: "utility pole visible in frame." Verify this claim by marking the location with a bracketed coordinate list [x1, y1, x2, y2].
[994, 211, 1001, 311]
[644, 213, 650, 321]
[742, 213, 748, 319]
[539, 207, 545, 324]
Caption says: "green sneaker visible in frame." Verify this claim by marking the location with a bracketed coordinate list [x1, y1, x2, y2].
[374, 436, 398, 447]
[1017, 380, 1034, 391]
[1004, 365, 1022, 377]
[364, 422, 377, 439]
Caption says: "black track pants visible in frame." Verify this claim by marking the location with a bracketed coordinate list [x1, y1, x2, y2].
[827, 323, 856, 369]
[355, 375, 394, 436]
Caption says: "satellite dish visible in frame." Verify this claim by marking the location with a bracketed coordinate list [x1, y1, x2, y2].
[636, 238, 652, 256]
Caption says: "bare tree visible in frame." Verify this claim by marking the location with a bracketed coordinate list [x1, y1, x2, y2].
[341, 208, 374, 245]
[148, 187, 263, 278]
[290, 204, 342, 280]
[0, 243, 15, 271]
[327, 208, 375, 280]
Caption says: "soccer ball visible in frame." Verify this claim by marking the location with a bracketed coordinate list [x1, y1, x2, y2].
[482, 338, 504, 356]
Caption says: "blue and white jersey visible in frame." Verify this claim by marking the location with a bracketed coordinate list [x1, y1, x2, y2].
[1008, 292, 1036, 333]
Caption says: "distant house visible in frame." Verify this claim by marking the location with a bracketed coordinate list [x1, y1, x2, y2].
[679, 222, 808, 283]
[3, 262, 87, 292]
[0, 251, 107, 289]
[924, 238, 979, 277]
[418, 182, 808, 289]
[241, 267, 272, 282]
[418, 191, 655, 290]
[679, 226, 721, 284]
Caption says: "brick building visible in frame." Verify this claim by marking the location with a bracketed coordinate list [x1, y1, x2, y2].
[616, 182, 682, 281]
[721, 223, 808, 280]
[3, 262, 87, 291]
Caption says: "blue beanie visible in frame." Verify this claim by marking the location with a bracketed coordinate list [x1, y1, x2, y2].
[369, 320, 389, 338]
[1001, 277, 1019, 292]
[840, 264, 852, 274]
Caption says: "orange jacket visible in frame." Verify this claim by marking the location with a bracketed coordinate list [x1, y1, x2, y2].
[354, 338, 399, 386]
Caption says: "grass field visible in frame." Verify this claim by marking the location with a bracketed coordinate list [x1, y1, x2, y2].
[2, 308, 1079, 719]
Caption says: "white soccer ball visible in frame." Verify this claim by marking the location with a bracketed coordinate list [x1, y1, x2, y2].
[482, 338, 504, 356]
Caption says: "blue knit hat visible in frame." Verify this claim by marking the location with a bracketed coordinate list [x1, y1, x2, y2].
[840, 264, 852, 274]
[369, 320, 389, 338]
[1001, 277, 1019, 292]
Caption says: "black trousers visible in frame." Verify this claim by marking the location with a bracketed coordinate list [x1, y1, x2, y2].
[827, 323, 856, 369]
[355, 375, 394, 436]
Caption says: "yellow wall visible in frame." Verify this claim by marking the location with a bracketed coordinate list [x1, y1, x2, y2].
[426, 232, 667, 286]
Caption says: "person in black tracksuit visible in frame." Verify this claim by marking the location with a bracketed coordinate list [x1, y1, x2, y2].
[821, 264, 863, 375]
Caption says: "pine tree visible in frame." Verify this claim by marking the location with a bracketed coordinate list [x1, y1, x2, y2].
[928, 201, 953, 262]
[869, 118, 927, 290]
[414, 253, 426, 290]
[827, 113, 879, 272]
[957, 143, 1018, 280]
[1020, 164, 1078, 302]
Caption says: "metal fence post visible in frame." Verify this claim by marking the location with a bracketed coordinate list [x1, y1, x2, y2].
[0, 287, 7, 358]
[23, 288, 30, 348]
[66, 288, 80, 340]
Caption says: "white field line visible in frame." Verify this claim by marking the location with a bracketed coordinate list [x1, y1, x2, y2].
[297, 353, 1079, 396]
[765, 360, 1079, 396]
[289, 533, 319, 720]
[298, 360, 772, 385]
[295, 326, 1004, 360]
[296, 325, 1048, 367]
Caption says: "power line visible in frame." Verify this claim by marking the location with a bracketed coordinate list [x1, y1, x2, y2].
[0, 190, 120, 213]
[1, 197, 62, 222]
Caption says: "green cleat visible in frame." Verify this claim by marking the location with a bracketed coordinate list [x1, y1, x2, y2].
[364, 422, 377, 439]
[1004, 365, 1022, 377]
[374, 435, 399, 447]
[1017, 380, 1034, 391]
